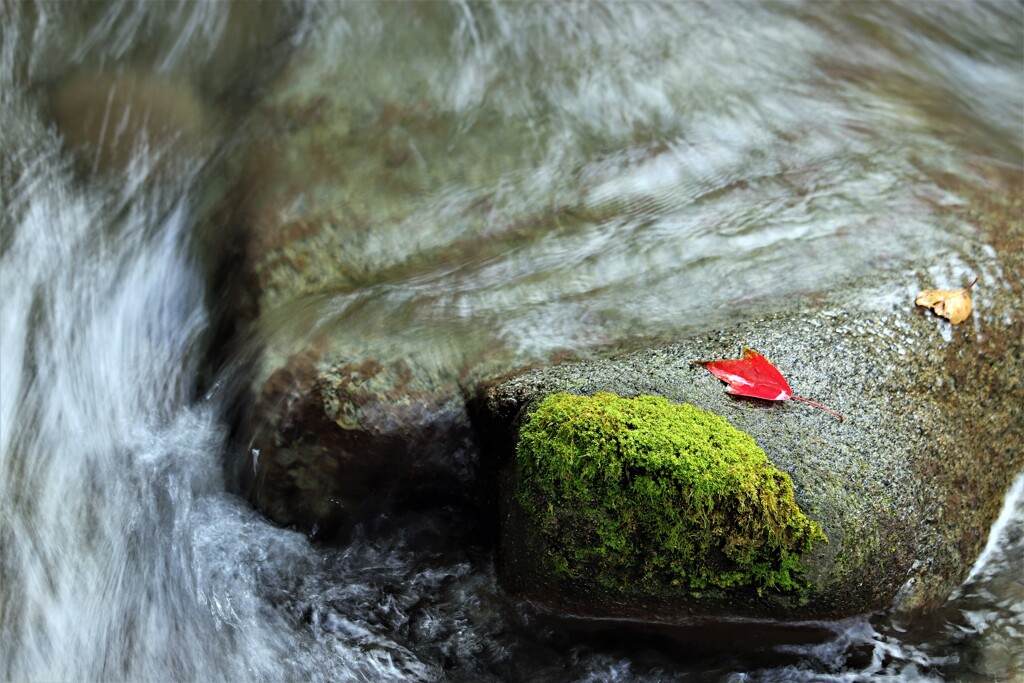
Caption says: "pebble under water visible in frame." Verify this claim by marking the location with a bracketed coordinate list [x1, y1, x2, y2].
[1, 2, 1021, 681]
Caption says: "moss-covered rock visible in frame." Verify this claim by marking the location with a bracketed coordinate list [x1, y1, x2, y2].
[473, 267, 1022, 620]
[516, 393, 825, 595]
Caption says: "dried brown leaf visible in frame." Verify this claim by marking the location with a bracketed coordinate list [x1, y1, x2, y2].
[915, 277, 977, 325]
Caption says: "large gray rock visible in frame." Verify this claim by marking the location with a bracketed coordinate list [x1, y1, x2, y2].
[472, 178, 1023, 620]
[214, 4, 1023, 552]
[473, 310, 1021, 619]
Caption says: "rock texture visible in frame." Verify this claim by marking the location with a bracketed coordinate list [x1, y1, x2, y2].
[219, 5, 544, 537]
[472, 244, 1023, 620]
[213, 5, 1023, 576]
[237, 341, 479, 540]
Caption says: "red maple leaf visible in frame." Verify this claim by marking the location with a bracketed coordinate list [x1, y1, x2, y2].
[696, 348, 843, 421]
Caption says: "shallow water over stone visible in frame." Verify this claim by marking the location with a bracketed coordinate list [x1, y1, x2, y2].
[1, 1, 1021, 681]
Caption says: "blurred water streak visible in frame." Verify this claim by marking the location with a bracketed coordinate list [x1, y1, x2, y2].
[0, 2, 1020, 681]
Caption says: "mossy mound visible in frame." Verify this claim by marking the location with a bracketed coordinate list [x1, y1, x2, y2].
[516, 392, 826, 593]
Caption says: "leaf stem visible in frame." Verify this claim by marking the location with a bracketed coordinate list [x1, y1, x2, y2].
[792, 395, 844, 422]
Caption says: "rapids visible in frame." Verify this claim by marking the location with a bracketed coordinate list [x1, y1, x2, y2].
[1, 2, 1020, 681]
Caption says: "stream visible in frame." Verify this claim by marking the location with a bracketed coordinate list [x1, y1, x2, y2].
[1, 1, 1021, 681]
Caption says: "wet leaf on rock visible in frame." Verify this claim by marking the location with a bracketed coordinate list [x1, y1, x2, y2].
[915, 277, 978, 325]
[696, 348, 844, 421]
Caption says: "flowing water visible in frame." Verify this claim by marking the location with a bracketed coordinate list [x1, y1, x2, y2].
[1, 1, 1021, 681]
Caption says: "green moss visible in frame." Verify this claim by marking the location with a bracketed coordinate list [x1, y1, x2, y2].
[516, 392, 826, 594]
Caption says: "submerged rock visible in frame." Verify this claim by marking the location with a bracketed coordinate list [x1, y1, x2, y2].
[219, 4, 551, 538]
[50, 70, 215, 177]
[214, 3, 1023, 564]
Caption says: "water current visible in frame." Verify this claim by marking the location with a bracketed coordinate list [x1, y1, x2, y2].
[1, 2, 1021, 681]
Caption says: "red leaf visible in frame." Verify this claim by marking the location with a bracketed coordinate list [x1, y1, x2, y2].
[697, 348, 843, 421]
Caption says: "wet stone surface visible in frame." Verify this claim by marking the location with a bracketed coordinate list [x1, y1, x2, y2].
[472, 278, 1023, 620]
[215, 3, 1023, 627]
[237, 335, 481, 541]
[468, 168, 1023, 621]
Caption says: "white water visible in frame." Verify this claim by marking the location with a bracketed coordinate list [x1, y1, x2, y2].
[1, 2, 1021, 681]
[2, 77, 286, 682]
[0, 4, 420, 679]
